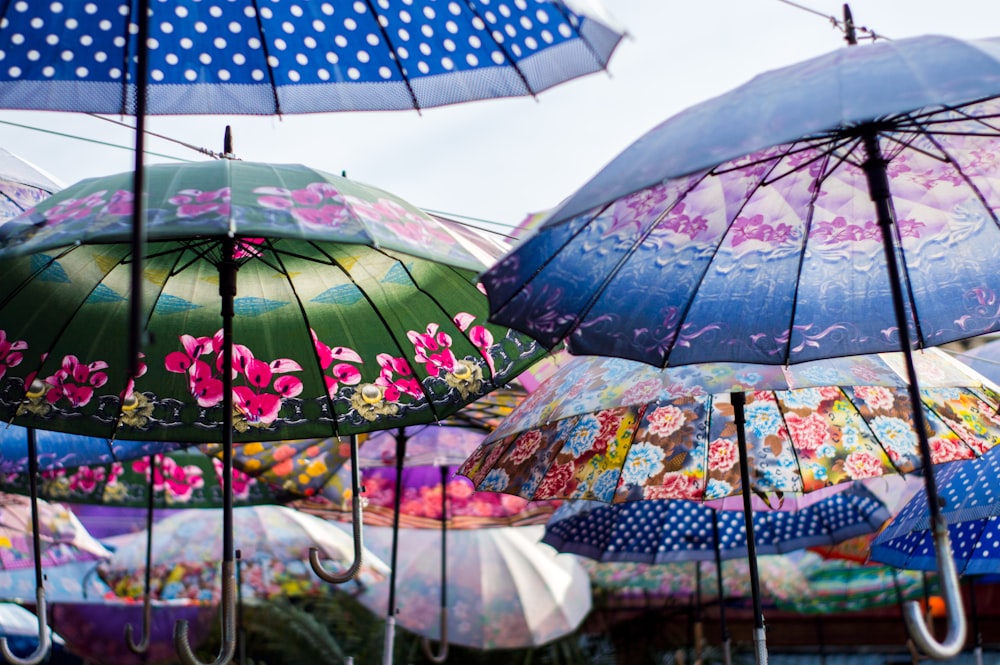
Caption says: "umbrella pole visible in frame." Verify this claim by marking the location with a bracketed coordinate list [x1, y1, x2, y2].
[127, 0, 150, 380]
[862, 131, 967, 659]
[710, 510, 732, 665]
[0, 428, 51, 665]
[174, 237, 238, 665]
[382, 429, 407, 665]
[693, 561, 704, 665]
[420, 466, 448, 663]
[125, 453, 156, 654]
[732, 391, 768, 665]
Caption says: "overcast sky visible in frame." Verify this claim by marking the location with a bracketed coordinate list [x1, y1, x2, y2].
[2, 0, 999, 232]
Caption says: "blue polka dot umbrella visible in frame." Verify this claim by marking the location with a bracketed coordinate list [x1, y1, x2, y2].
[542, 483, 891, 565]
[870, 444, 1000, 577]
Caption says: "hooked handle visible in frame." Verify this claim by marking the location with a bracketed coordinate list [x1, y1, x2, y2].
[420, 619, 448, 664]
[124, 594, 153, 654]
[311, 436, 364, 584]
[0, 588, 50, 665]
[174, 560, 237, 665]
[902, 516, 967, 659]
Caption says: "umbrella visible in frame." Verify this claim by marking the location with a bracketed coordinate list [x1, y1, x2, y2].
[775, 551, 927, 615]
[459, 349, 1000, 662]
[0, 159, 546, 665]
[2, 450, 283, 509]
[98, 505, 389, 602]
[0, 147, 62, 225]
[0, 0, 624, 401]
[0, 493, 109, 571]
[954, 340, 1000, 388]
[541, 483, 889, 665]
[349, 523, 591, 651]
[0, 2, 624, 115]
[541, 484, 891, 564]
[476, 18, 1000, 659]
[0, 488, 110, 665]
[0, 435, 188, 475]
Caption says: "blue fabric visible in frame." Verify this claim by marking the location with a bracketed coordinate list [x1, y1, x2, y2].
[870, 444, 1000, 575]
[542, 485, 890, 564]
[0, 1, 622, 114]
[0, 428, 185, 473]
[482, 35, 1000, 366]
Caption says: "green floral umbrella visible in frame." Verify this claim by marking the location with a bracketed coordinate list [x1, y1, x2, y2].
[0, 159, 545, 664]
[2, 450, 285, 509]
[0, 161, 543, 442]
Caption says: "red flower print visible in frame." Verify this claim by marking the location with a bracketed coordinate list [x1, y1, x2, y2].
[785, 411, 829, 452]
[536, 461, 576, 498]
[842, 451, 884, 480]
[42, 355, 109, 408]
[645, 404, 687, 438]
[0, 330, 27, 379]
[508, 430, 543, 465]
[643, 472, 703, 500]
[708, 438, 738, 471]
[408, 323, 459, 377]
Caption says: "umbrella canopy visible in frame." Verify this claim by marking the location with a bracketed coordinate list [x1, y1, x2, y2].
[870, 443, 1000, 576]
[0, 147, 62, 225]
[0, 160, 546, 441]
[459, 350, 1000, 502]
[350, 524, 591, 650]
[98, 505, 389, 602]
[0, 493, 109, 570]
[0, 1, 624, 115]
[0, 434, 188, 475]
[955, 340, 1000, 389]
[541, 484, 890, 564]
[775, 551, 927, 615]
[581, 556, 810, 611]
[2, 450, 283, 509]
[481, 33, 1000, 367]
[335, 464, 560, 530]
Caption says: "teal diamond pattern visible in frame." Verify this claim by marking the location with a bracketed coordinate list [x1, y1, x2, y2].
[312, 285, 363, 306]
[233, 297, 288, 317]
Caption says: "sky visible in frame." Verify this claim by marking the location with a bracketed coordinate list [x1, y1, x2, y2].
[2, 0, 1000, 233]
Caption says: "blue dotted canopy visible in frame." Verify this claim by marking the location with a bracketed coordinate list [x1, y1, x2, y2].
[870, 444, 1000, 575]
[0, 0, 623, 114]
[542, 485, 891, 564]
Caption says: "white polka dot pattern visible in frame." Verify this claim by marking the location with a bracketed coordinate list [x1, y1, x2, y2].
[871, 444, 1000, 576]
[541, 485, 891, 564]
[0, 0, 623, 113]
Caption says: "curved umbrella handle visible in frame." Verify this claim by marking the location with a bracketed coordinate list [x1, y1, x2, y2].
[126, 453, 157, 654]
[0, 588, 50, 665]
[420, 624, 448, 664]
[174, 560, 237, 665]
[124, 593, 153, 654]
[311, 435, 364, 584]
[902, 515, 967, 659]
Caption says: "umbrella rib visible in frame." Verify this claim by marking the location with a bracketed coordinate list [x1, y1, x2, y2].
[249, 0, 283, 115]
[920, 130, 1000, 234]
[546, 1, 616, 71]
[769, 391, 810, 495]
[458, 0, 536, 97]
[267, 241, 345, 438]
[779, 148, 830, 364]
[363, 0, 421, 111]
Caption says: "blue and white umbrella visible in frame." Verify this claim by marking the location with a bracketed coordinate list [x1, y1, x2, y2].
[543, 484, 892, 564]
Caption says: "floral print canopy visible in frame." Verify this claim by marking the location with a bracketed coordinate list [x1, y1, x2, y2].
[460, 350, 1000, 502]
[0, 161, 545, 442]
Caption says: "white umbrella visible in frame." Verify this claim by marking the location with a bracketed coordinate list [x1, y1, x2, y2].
[349, 524, 591, 651]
